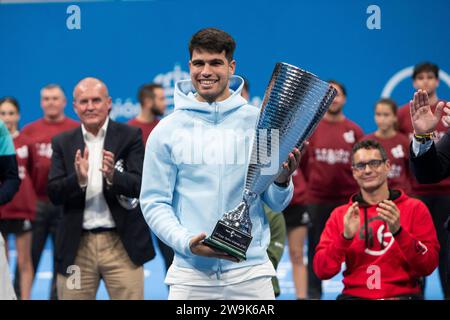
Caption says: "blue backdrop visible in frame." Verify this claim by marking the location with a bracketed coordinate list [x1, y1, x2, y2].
[1, 0, 450, 132]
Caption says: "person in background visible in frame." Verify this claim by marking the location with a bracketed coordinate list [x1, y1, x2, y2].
[0, 118, 20, 299]
[128, 83, 166, 146]
[21, 84, 79, 299]
[397, 62, 450, 299]
[361, 98, 411, 194]
[282, 169, 309, 299]
[0, 97, 37, 300]
[301, 80, 364, 299]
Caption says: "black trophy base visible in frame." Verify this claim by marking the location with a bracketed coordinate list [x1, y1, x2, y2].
[203, 220, 253, 262]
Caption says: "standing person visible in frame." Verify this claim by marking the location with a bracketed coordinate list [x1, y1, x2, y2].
[128, 83, 174, 272]
[140, 28, 299, 300]
[313, 139, 439, 300]
[0, 97, 36, 300]
[128, 83, 166, 146]
[0, 118, 20, 299]
[21, 84, 78, 299]
[409, 89, 450, 299]
[282, 169, 310, 299]
[302, 80, 364, 299]
[362, 98, 411, 194]
[48, 77, 154, 300]
[397, 62, 450, 298]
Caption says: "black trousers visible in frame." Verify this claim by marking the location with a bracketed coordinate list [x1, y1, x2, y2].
[15, 200, 61, 300]
[306, 202, 344, 300]
[418, 195, 450, 299]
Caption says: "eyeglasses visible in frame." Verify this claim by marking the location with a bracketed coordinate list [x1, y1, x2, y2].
[352, 159, 386, 171]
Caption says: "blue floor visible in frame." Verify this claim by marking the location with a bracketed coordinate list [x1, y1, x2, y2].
[6, 235, 444, 300]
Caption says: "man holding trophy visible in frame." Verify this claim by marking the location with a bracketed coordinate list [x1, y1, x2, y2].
[140, 28, 336, 299]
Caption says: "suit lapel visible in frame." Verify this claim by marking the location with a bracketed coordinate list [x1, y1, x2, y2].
[103, 118, 117, 154]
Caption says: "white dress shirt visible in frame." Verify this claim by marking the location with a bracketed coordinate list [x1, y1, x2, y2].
[81, 118, 116, 230]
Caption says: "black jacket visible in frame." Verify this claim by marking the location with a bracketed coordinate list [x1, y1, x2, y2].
[47, 120, 155, 275]
[410, 129, 450, 184]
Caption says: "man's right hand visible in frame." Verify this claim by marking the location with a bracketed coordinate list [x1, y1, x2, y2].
[75, 147, 89, 186]
[410, 89, 445, 134]
[343, 202, 360, 240]
[189, 233, 239, 262]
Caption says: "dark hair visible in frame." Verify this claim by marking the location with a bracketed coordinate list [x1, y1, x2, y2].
[413, 62, 439, 79]
[189, 28, 236, 62]
[328, 80, 347, 97]
[137, 83, 163, 106]
[375, 98, 397, 115]
[0, 96, 20, 113]
[352, 139, 387, 164]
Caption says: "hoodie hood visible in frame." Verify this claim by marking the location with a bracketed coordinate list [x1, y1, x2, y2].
[350, 189, 405, 207]
[173, 75, 248, 123]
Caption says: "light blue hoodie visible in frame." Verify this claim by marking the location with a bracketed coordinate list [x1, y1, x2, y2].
[140, 75, 293, 273]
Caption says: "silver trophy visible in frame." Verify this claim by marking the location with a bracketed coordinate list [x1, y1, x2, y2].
[204, 62, 337, 261]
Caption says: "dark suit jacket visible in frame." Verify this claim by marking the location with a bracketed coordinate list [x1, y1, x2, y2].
[47, 119, 155, 275]
[410, 129, 450, 184]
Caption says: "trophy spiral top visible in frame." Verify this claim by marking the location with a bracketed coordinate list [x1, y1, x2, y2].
[245, 62, 337, 195]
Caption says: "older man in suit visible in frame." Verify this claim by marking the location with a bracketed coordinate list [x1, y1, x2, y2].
[48, 77, 155, 300]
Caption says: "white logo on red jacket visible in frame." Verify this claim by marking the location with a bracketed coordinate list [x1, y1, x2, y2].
[36, 143, 53, 159]
[390, 144, 405, 159]
[363, 222, 395, 256]
[16, 145, 28, 159]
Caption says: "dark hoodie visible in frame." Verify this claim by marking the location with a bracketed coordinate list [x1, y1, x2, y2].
[313, 190, 439, 299]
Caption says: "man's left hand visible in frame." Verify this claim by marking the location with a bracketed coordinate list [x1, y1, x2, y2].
[376, 200, 401, 234]
[275, 147, 301, 185]
[101, 150, 115, 184]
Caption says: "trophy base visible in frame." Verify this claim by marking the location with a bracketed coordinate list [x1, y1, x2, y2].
[203, 221, 252, 262]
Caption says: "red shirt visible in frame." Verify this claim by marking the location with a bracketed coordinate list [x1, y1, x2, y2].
[0, 133, 37, 220]
[289, 168, 307, 206]
[362, 132, 411, 195]
[127, 118, 159, 147]
[313, 191, 439, 299]
[398, 101, 450, 196]
[22, 117, 79, 201]
[302, 118, 364, 204]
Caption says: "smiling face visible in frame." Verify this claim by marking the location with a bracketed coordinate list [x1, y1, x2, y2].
[352, 148, 390, 193]
[189, 49, 236, 103]
[73, 78, 111, 133]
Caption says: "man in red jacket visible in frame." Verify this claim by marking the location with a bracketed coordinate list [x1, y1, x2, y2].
[313, 139, 439, 299]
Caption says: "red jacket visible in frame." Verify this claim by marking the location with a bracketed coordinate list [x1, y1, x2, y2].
[0, 133, 37, 220]
[313, 190, 439, 299]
